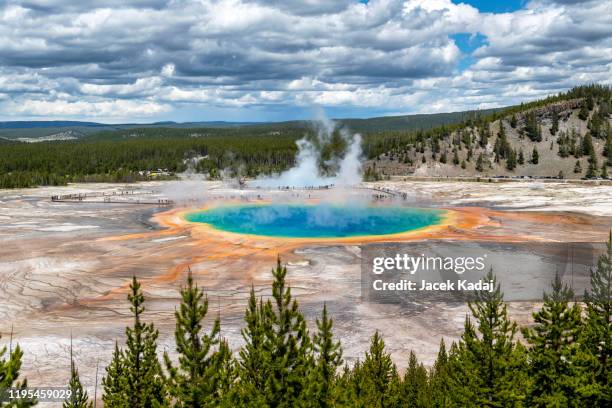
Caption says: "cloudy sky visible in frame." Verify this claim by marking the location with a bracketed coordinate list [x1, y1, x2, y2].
[0, 0, 610, 122]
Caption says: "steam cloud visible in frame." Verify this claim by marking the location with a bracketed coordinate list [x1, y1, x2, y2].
[254, 111, 363, 188]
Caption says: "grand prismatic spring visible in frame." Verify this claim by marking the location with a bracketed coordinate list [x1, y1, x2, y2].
[184, 204, 445, 238]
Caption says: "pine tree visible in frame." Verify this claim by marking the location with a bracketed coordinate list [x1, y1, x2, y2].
[448, 270, 528, 406]
[579, 103, 590, 121]
[510, 114, 517, 129]
[336, 360, 371, 407]
[163, 269, 230, 407]
[525, 111, 542, 142]
[260, 258, 313, 407]
[429, 339, 451, 407]
[401, 351, 429, 408]
[452, 150, 460, 166]
[523, 276, 585, 407]
[212, 339, 234, 404]
[531, 146, 539, 164]
[506, 148, 517, 171]
[359, 331, 398, 408]
[102, 342, 127, 408]
[551, 110, 559, 135]
[574, 160, 583, 174]
[583, 132, 595, 157]
[586, 94, 595, 111]
[479, 125, 489, 148]
[605, 131, 612, 166]
[518, 148, 525, 165]
[587, 151, 598, 179]
[582, 231, 612, 405]
[0, 331, 36, 407]
[308, 304, 342, 408]
[64, 340, 92, 408]
[493, 122, 511, 161]
[447, 336, 479, 407]
[103, 277, 165, 408]
[235, 286, 267, 405]
[476, 153, 484, 172]
[575, 135, 584, 158]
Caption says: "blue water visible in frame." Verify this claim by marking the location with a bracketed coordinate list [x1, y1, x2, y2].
[185, 204, 444, 238]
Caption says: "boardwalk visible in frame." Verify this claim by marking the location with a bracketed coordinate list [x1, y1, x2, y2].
[51, 190, 174, 206]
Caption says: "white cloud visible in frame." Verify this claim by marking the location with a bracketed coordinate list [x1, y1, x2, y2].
[5, 98, 170, 119]
[161, 63, 175, 77]
[0, 0, 609, 120]
[79, 77, 163, 96]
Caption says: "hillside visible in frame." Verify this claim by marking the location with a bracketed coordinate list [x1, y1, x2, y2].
[368, 85, 611, 180]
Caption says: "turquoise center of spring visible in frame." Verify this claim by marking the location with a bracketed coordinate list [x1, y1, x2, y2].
[185, 204, 444, 238]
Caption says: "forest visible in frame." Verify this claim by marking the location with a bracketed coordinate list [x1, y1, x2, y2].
[0, 84, 610, 188]
[2, 232, 610, 407]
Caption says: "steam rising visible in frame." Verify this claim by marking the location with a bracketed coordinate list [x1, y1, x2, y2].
[254, 111, 363, 188]
[160, 111, 368, 207]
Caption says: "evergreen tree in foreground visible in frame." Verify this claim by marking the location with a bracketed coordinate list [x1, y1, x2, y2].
[582, 231, 612, 405]
[401, 351, 429, 408]
[263, 257, 313, 407]
[103, 277, 165, 408]
[523, 276, 586, 407]
[308, 304, 342, 408]
[63, 340, 92, 408]
[211, 339, 234, 406]
[358, 331, 400, 407]
[448, 269, 528, 407]
[429, 339, 451, 407]
[236, 258, 313, 407]
[0, 331, 35, 407]
[102, 342, 127, 407]
[235, 286, 267, 406]
[163, 269, 232, 407]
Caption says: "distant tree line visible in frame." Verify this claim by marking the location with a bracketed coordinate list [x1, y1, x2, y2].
[2, 232, 611, 407]
[0, 134, 299, 189]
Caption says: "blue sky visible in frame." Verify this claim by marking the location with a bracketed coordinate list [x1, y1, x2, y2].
[0, 0, 610, 123]
[454, 0, 525, 13]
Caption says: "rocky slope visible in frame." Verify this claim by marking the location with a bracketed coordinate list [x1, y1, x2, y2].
[369, 93, 611, 180]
